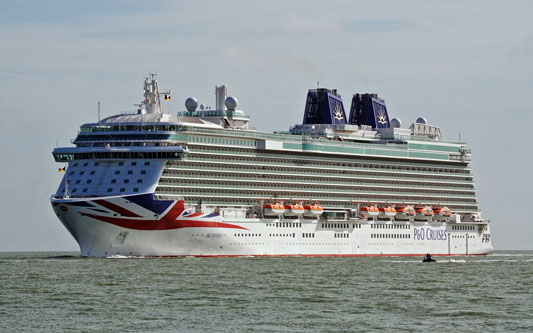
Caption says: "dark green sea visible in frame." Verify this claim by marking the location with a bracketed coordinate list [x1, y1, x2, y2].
[1, 251, 532, 332]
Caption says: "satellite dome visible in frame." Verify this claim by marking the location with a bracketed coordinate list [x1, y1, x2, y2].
[416, 117, 427, 124]
[200, 104, 205, 110]
[225, 96, 238, 110]
[185, 97, 198, 111]
[390, 118, 402, 128]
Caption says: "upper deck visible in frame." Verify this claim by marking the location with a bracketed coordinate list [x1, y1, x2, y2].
[54, 78, 471, 165]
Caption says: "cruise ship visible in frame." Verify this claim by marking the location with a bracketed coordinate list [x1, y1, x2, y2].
[51, 75, 493, 257]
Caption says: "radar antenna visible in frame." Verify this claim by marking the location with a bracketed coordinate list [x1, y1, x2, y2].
[139, 74, 171, 115]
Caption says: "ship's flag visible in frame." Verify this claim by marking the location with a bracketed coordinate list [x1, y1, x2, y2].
[164, 94, 171, 101]
[58, 167, 66, 172]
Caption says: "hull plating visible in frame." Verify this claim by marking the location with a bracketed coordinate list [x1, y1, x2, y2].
[51, 195, 493, 257]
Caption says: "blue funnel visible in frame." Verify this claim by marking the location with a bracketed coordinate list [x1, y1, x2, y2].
[349, 93, 390, 129]
[303, 88, 347, 125]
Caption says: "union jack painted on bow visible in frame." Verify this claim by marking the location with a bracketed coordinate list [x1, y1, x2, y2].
[79, 198, 247, 231]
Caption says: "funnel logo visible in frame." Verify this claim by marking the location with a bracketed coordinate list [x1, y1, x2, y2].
[333, 104, 344, 121]
[377, 110, 388, 125]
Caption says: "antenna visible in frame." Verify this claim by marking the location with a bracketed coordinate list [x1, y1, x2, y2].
[98, 101, 101, 124]
[317, 81, 319, 89]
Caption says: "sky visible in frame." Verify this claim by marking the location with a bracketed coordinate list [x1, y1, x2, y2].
[0, 0, 532, 251]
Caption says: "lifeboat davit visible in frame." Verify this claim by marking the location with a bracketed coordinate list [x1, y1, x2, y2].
[433, 206, 452, 222]
[395, 205, 415, 221]
[303, 203, 323, 216]
[263, 202, 284, 216]
[378, 206, 396, 219]
[284, 203, 304, 216]
[414, 206, 434, 221]
[359, 205, 379, 219]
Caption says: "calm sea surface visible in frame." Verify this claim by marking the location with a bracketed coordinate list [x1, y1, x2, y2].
[1, 251, 532, 332]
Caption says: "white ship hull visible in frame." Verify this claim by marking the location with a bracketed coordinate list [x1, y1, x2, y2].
[52, 195, 493, 257]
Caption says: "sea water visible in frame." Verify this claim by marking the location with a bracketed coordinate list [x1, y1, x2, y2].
[0, 251, 532, 332]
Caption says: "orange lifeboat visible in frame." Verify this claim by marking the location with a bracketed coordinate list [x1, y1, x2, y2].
[360, 205, 379, 219]
[303, 203, 323, 216]
[263, 202, 284, 216]
[378, 206, 396, 219]
[433, 206, 452, 222]
[284, 203, 304, 216]
[414, 206, 434, 221]
[395, 205, 415, 221]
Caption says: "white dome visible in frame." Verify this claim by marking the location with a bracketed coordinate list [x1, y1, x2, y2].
[416, 117, 427, 124]
[225, 96, 238, 110]
[185, 97, 198, 111]
[390, 118, 402, 128]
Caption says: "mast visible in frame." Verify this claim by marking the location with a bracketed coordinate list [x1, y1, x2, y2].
[141, 74, 171, 116]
